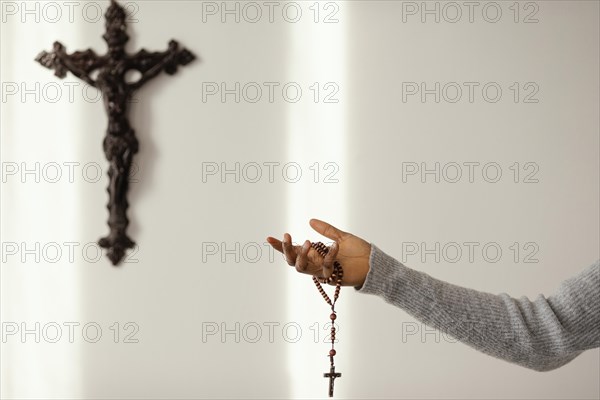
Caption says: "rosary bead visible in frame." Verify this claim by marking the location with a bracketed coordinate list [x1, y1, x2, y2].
[311, 241, 343, 396]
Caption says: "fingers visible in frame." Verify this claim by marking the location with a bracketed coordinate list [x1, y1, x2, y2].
[268, 234, 310, 271]
[267, 229, 340, 279]
[266, 236, 283, 253]
[267, 235, 309, 272]
[309, 218, 345, 241]
[282, 233, 297, 266]
[295, 240, 310, 272]
[321, 241, 339, 278]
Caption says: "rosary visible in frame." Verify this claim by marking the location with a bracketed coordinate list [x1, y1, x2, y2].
[311, 242, 343, 397]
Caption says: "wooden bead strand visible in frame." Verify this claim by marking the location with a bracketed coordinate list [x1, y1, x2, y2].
[311, 242, 342, 398]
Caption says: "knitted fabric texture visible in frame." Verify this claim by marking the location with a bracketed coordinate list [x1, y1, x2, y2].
[357, 243, 600, 371]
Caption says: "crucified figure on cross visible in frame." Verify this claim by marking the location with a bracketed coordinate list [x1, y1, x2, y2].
[36, 0, 196, 265]
[324, 365, 342, 397]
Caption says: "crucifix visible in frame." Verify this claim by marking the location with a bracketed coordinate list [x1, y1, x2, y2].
[324, 365, 342, 398]
[35, 0, 196, 265]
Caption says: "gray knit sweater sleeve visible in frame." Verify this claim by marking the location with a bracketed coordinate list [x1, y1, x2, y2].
[357, 243, 600, 371]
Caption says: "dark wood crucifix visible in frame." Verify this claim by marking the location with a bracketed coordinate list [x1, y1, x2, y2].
[324, 365, 342, 397]
[36, 0, 196, 265]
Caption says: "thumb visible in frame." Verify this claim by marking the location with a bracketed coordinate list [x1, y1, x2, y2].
[309, 219, 346, 241]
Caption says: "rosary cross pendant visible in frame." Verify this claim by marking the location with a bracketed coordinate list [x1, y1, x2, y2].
[35, 0, 196, 265]
[324, 365, 342, 397]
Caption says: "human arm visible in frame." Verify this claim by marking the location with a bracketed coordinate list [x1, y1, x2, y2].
[360, 243, 600, 371]
[267, 219, 600, 371]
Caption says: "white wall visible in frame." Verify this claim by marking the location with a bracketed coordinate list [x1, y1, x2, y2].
[1, 1, 598, 399]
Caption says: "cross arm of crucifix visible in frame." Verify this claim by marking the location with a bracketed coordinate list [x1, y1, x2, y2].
[127, 40, 196, 90]
[35, 42, 105, 87]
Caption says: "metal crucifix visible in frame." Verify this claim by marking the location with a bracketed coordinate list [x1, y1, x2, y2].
[324, 365, 341, 397]
[36, 0, 196, 265]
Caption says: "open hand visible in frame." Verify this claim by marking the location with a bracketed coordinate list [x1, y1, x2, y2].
[266, 219, 371, 287]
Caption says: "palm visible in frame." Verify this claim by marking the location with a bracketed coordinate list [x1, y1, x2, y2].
[266, 219, 371, 287]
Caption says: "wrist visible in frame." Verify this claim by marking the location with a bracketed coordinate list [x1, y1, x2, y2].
[353, 243, 373, 290]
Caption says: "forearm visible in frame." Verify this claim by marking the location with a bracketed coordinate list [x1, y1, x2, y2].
[357, 244, 600, 371]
